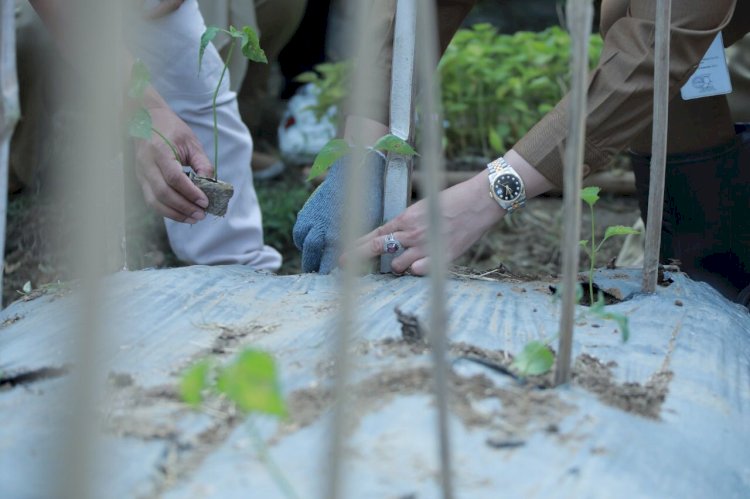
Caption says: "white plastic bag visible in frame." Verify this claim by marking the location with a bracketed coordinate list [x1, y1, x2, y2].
[277, 83, 337, 165]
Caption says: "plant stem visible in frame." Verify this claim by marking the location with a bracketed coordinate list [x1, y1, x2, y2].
[246, 418, 299, 499]
[151, 127, 180, 163]
[211, 41, 235, 180]
[589, 203, 596, 304]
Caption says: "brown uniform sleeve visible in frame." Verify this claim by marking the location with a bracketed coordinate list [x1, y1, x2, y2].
[513, 0, 739, 187]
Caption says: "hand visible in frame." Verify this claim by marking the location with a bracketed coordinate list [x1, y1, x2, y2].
[293, 152, 386, 273]
[343, 172, 505, 275]
[134, 95, 213, 223]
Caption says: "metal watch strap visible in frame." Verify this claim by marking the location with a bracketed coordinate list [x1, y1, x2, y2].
[487, 156, 526, 213]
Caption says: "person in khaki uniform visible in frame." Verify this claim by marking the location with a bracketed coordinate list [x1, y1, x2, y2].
[295, 0, 750, 307]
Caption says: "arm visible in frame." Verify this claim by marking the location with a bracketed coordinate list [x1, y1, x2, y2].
[29, 0, 211, 223]
[514, 0, 739, 187]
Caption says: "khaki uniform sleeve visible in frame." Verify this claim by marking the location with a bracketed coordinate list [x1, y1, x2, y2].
[513, 0, 738, 187]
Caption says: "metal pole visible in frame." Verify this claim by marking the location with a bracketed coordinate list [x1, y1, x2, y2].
[414, 0, 453, 495]
[380, 0, 416, 273]
[555, 0, 593, 386]
[642, 0, 671, 293]
[0, 0, 20, 309]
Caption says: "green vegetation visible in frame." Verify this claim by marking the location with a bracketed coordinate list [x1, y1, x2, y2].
[180, 349, 298, 499]
[199, 26, 267, 179]
[295, 24, 603, 159]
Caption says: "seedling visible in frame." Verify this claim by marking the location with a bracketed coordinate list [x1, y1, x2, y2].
[514, 187, 638, 376]
[579, 186, 639, 305]
[180, 349, 299, 499]
[199, 25, 267, 180]
[307, 133, 418, 182]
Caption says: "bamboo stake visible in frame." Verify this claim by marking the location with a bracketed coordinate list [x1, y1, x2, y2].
[554, 0, 593, 386]
[414, 0, 453, 495]
[59, 0, 123, 496]
[0, 0, 20, 309]
[324, 0, 381, 496]
[642, 0, 671, 293]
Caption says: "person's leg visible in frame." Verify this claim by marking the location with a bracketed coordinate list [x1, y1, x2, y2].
[128, 0, 281, 269]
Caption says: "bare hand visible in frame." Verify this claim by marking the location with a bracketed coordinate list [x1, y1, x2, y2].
[343, 172, 506, 275]
[134, 101, 213, 223]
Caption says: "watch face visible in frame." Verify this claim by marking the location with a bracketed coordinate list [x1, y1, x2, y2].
[493, 174, 522, 202]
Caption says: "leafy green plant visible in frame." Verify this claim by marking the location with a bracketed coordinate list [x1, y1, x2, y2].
[127, 59, 181, 162]
[180, 349, 298, 499]
[199, 26, 267, 180]
[296, 25, 603, 160]
[579, 186, 640, 306]
[307, 133, 418, 182]
[514, 186, 638, 376]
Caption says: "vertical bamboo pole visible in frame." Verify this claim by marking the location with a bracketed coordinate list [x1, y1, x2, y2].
[57, 0, 122, 497]
[554, 0, 593, 386]
[324, 0, 380, 497]
[642, 0, 671, 293]
[414, 0, 453, 496]
[0, 0, 20, 309]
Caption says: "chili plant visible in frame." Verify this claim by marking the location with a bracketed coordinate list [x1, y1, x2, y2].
[579, 186, 640, 305]
[198, 25, 267, 180]
[180, 349, 299, 499]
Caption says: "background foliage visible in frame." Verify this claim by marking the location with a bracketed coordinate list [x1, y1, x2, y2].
[297, 24, 603, 160]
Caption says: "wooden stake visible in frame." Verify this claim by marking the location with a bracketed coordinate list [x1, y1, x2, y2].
[555, 0, 593, 386]
[0, 1, 20, 309]
[642, 0, 671, 293]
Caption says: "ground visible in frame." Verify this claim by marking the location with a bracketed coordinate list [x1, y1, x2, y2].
[2, 164, 641, 305]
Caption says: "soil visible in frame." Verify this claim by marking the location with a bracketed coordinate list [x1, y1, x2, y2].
[190, 175, 234, 217]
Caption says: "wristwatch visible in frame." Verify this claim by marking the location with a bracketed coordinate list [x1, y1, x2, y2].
[487, 157, 526, 214]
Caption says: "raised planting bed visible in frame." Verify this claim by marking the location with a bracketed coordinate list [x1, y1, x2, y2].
[1, 266, 748, 498]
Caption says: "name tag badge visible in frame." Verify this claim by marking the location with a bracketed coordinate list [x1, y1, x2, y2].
[681, 33, 732, 100]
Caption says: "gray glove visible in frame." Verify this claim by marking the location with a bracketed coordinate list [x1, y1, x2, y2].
[293, 151, 386, 273]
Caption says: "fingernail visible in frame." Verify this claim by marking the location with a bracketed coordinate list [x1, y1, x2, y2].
[196, 198, 209, 209]
[186, 218, 198, 224]
[191, 211, 205, 221]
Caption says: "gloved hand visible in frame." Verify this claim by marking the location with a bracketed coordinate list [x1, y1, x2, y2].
[293, 151, 386, 273]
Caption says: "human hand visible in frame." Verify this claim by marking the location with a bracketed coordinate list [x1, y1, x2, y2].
[343, 172, 505, 275]
[133, 97, 213, 223]
[293, 151, 386, 273]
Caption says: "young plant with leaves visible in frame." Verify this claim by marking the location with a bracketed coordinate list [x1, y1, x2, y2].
[180, 349, 299, 499]
[307, 133, 418, 182]
[579, 186, 640, 306]
[198, 26, 267, 180]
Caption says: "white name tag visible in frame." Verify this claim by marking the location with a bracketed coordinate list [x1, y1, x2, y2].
[681, 33, 732, 100]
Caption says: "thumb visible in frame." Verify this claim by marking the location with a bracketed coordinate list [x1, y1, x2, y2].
[184, 138, 215, 178]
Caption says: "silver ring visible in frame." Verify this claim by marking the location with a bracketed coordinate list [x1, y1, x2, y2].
[383, 233, 402, 254]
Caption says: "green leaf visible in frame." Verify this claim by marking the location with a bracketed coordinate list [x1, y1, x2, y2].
[239, 26, 267, 63]
[602, 225, 640, 242]
[198, 26, 219, 73]
[179, 360, 210, 407]
[216, 349, 286, 416]
[22, 281, 32, 294]
[512, 341, 554, 376]
[128, 59, 150, 100]
[589, 292, 630, 342]
[579, 239, 588, 247]
[307, 139, 350, 181]
[372, 134, 418, 157]
[128, 107, 152, 140]
[580, 186, 600, 207]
